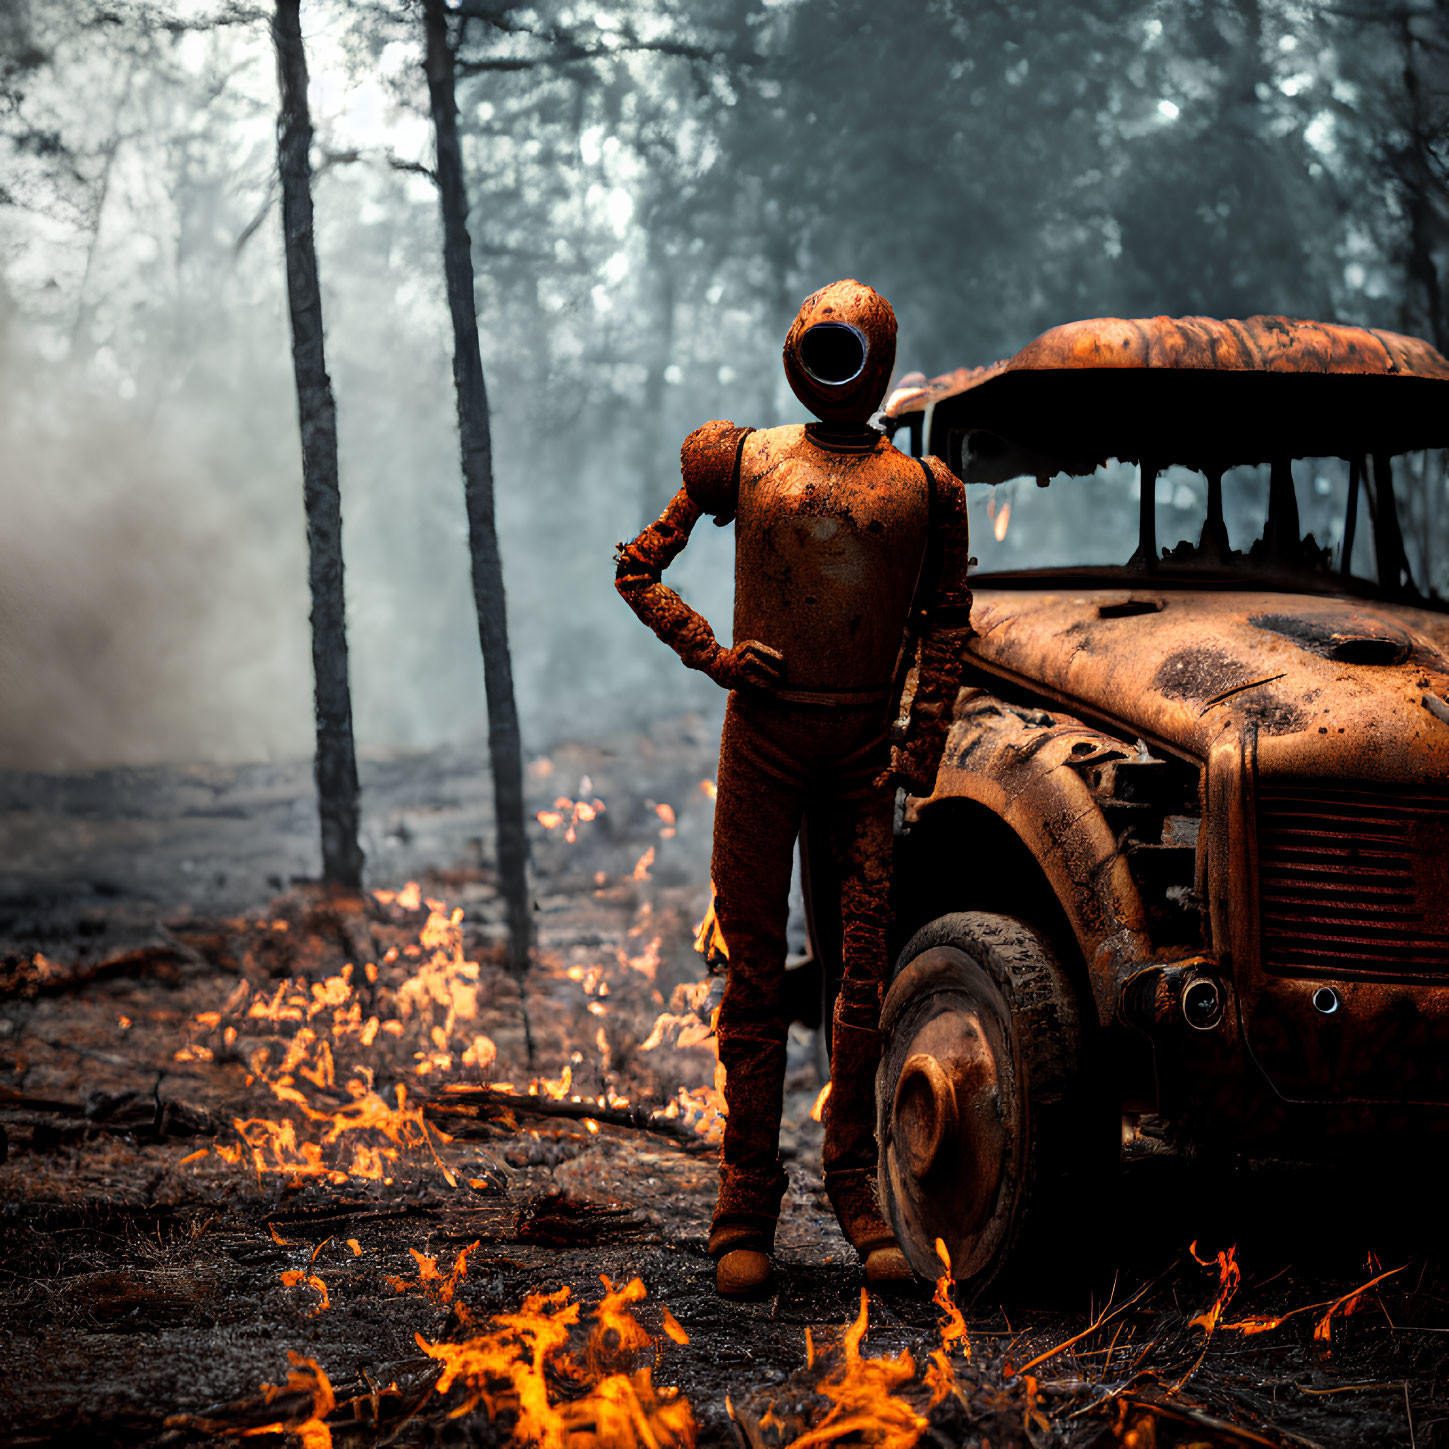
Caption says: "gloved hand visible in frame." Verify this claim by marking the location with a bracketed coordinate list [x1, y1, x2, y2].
[874, 729, 946, 797]
[707, 639, 786, 691]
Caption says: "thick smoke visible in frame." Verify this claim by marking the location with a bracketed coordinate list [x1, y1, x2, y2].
[0, 307, 316, 769]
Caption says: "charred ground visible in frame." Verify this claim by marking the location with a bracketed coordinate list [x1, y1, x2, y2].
[2, 715, 1447, 1449]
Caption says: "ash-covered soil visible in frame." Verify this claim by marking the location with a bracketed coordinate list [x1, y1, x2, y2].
[2, 715, 1447, 1449]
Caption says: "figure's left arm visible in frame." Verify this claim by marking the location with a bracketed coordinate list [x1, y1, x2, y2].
[892, 455, 975, 795]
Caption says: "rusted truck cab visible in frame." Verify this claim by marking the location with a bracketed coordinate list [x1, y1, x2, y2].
[869, 316, 1449, 1292]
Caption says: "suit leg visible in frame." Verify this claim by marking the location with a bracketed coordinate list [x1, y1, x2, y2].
[819, 744, 896, 1253]
[708, 694, 806, 1255]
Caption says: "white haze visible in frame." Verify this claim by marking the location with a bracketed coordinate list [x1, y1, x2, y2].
[0, 5, 752, 769]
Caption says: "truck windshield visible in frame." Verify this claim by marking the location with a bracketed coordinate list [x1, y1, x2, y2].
[962, 453, 1447, 601]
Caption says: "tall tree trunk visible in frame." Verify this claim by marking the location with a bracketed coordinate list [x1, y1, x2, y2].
[272, 0, 364, 893]
[422, 0, 532, 978]
[1399, 12, 1447, 355]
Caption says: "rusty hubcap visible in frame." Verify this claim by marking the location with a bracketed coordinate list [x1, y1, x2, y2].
[880, 954, 1020, 1285]
[894, 1052, 958, 1180]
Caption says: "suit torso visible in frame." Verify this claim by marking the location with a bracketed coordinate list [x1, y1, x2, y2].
[733, 425, 931, 692]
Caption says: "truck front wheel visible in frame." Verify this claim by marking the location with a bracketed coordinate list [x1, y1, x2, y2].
[876, 911, 1111, 1298]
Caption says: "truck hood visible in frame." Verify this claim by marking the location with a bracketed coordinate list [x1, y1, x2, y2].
[967, 585, 1449, 771]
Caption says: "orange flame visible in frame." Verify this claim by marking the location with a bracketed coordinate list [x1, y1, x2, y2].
[279, 1270, 331, 1313]
[692, 885, 728, 964]
[415, 1276, 695, 1447]
[993, 501, 1011, 543]
[923, 1239, 970, 1408]
[809, 1082, 832, 1123]
[787, 1291, 926, 1449]
[1187, 1241, 1241, 1335]
[237, 1353, 335, 1449]
[387, 1242, 479, 1310]
[172, 884, 511, 1190]
[616, 899, 663, 980]
[640, 977, 726, 1143]
[1312, 1261, 1403, 1351]
[535, 794, 606, 844]
[932, 1239, 969, 1357]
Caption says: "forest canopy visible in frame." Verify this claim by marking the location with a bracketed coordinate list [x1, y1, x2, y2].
[0, 0, 1445, 767]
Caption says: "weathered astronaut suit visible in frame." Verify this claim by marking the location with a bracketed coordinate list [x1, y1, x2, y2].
[615, 280, 974, 1296]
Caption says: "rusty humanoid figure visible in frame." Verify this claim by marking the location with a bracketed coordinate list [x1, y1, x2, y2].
[615, 280, 974, 1297]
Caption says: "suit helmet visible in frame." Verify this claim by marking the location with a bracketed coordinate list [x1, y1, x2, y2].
[783, 279, 897, 430]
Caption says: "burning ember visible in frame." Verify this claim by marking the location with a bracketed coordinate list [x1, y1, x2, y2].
[792, 1291, 927, 1448]
[215, 1353, 335, 1449]
[1188, 1240, 1242, 1335]
[536, 783, 606, 843]
[733, 1250, 974, 1448]
[993, 500, 1011, 542]
[387, 1241, 478, 1307]
[1210, 1250, 1405, 1347]
[18, 721, 1438, 1449]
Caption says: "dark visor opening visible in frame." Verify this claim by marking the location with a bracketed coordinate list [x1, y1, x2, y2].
[798, 322, 868, 385]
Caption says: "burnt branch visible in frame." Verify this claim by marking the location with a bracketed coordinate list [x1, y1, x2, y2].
[386, 153, 438, 184]
[424, 1087, 708, 1148]
[450, 2, 750, 74]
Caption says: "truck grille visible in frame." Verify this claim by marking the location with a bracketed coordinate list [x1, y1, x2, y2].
[1257, 781, 1449, 980]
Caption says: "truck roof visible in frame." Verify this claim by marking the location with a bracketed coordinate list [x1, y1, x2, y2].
[887, 315, 1449, 481]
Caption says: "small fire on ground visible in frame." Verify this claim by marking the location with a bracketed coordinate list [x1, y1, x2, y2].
[139, 772, 1408, 1449]
[169, 777, 728, 1187]
[176, 1272, 697, 1449]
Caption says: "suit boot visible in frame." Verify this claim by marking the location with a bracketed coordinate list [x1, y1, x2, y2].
[821, 1020, 896, 1254]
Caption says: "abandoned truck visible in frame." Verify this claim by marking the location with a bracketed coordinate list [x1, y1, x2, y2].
[841, 314, 1449, 1293]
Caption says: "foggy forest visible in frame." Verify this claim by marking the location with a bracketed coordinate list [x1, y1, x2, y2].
[2, 0, 1444, 771]
[3, 2, 1449, 1447]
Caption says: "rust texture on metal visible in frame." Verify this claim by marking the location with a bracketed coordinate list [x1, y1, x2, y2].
[880, 949, 1018, 1285]
[613, 485, 725, 679]
[889, 315, 1449, 420]
[875, 914, 1085, 1287]
[782, 278, 898, 430]
[615, 281, 975, 1258]
[732, 427, 933, 692]
[1000, 314, 1449, 380]
[964, 587, 1449, 765]
[887, 315, 1449, 480]
[914, 579, 1449, 1123]
[867, 310, 1449, 1272]
[922, 686, 1158, 1028]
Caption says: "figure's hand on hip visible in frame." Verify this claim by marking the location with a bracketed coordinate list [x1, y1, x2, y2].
[712, 639, 785, 691]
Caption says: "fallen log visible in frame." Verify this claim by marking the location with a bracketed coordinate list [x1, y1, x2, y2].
[0, 1085, 220, 1143]
[0, 941, 197, 998]
[424, 1085, 710, 1149]
[515, 1188, 659, 1247]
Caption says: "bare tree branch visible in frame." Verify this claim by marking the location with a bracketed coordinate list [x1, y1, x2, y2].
[387, 154, 438, 184]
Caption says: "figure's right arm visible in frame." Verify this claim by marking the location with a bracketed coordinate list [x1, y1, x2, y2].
[615, 421, 782, 690]
[615, 485, 730, 678]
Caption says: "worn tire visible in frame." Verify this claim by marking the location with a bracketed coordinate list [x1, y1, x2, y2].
[876, 912, 1113, 1300]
